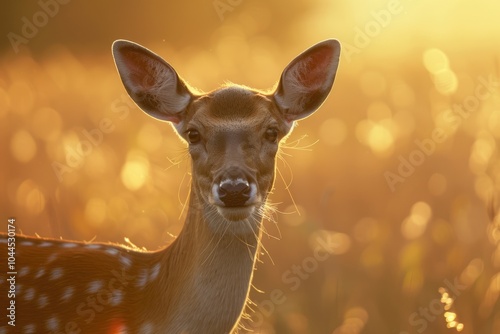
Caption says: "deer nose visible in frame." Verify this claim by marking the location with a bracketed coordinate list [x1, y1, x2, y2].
[217, 178, 252, 207]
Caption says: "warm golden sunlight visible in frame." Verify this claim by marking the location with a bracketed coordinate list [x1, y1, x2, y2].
[1, 0, 500, 333]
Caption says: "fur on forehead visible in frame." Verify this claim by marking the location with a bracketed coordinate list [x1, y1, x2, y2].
[182, 84, 290, 133]
[206, 85, 272, 119]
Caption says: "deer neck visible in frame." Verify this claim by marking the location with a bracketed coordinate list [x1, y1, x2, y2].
[155, 191, 262, 333]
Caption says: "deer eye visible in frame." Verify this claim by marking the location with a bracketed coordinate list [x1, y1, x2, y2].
[186, 129, 201, 144]
[265, 128, 278, 143]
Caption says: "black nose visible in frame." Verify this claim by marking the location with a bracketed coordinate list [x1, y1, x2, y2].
[218, 179, 251, 207]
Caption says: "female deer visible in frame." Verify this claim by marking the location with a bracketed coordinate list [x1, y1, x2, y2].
[0, 39, 340, 333]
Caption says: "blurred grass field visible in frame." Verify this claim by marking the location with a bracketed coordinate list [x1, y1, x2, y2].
[2, 1, 500, 333]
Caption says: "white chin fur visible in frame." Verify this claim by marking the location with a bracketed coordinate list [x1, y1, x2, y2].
[206, 205, 262, 236]
[216, 205, 256, 222]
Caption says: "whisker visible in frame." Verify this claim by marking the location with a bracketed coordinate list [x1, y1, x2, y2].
[276, 164, 300, 216]
[178, 173, 192, 220]
[280, 134, 319, 151]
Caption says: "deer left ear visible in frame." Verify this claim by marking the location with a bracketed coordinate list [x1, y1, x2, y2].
[274, 39, 341, 123]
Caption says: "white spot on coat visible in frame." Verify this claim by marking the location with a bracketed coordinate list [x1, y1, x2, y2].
[24, 287, 35, 301]
[23, 324, 36, 333]
[149, 263, 160, 282]
[35, 268, 46, 279]
[139, 322, 154, 334]
[50, 268, 64, 280]
[61, 286, 75, 302]
[85, 244, 102, 250]
[120, 255, 132, 268]
[135, 268, 149, 288]
[19, 267, 30, 277]
[47, 253, 58, 263]
[20, 241, 34, 246]
[87, 280, 104, 294]
[105, 248, 119, 256]
[46, 317, 60, 331]
[38, 294, 49, 309]
[110, 290, 123, 306]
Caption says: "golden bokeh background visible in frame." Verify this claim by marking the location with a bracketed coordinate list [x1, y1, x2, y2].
[2, 0, 500, 333]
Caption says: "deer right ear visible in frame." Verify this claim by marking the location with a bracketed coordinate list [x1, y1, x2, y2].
[112, 40, 192, 126]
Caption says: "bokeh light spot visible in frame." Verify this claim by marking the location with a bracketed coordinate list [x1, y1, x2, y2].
[356, 118, 397, 156]
[367, 123, 394, 154]
[10, 130, 37, 163]
[282, 205, 307, 226]
[319, 118, 347, 146]
[423, 48, 449, 74]
[310, 230, 351, 255]
[401, 201, 432, 239]
[333, 307, 368, 334]
[16, 179, 46, 215]
[423, 49, 458, 95]
[120, 151, 150, 191]
[469, 134, 496, 174]
[433, 69, 458, 95]
[428, 173, 447, 196]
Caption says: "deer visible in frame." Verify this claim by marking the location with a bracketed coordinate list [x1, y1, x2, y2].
[0, 38, 340, 334]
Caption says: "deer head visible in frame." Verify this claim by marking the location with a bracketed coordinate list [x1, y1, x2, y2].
[112, 39, 340, 236]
